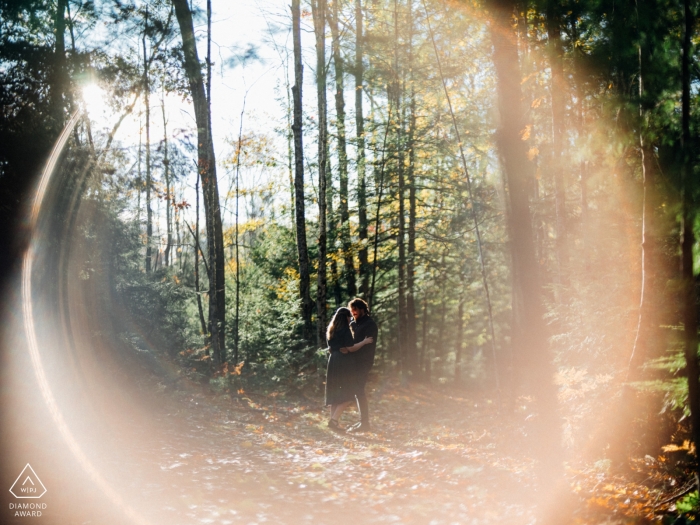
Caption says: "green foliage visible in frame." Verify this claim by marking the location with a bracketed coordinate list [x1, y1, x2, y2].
[676, 491, 700, 514]
[227, 224, 316, 387]
[636, 347, 694, 416]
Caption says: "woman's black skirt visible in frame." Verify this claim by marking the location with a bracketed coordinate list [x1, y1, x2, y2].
[325, 351, 359, 406]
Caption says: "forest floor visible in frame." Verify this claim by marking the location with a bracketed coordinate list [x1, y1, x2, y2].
[90, 371, 692, 525]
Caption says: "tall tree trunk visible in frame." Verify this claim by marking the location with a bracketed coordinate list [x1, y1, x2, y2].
[207, 0, 212, 107]
[681, 0, 700, 482]
[629, 32, 664, 379]
[162, 97, 172, 267]
[609, 41, 665, 469]
[368, 103, 393, 309]
[329, 0, 357, 299]
[233, 105, 246, 366]
[312, 0, 329, 346]
[489, 0, 562, 482]
[352, 0, 370, 299]
[355, 0, 370, 298]
[546, 5, 569, 289]
[406, 0, 418, 377]
[291, 0, 314, 344]
[283, 47, 296, 230]
[143, 23, 153, 274]
[327, 148, 342, 307]
[172, 0, 226, 365]
[394, 0, 407, 377]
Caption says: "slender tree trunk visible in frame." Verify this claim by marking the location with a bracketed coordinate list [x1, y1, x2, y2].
[162, 97, 172, 267]
[629, 38, 663, 378]
[424, 0, 499, 393]
[393, 0, 407, 377]
[329, 0, 357, 299]
[681, 0, 700, 481]
[546, 6, 569, 288]
[65, 0, 76, 51]
[234, 106, 246, 366]
[194, 173, 208, 338]
[143, 24, 153, 274]
[369, 104, 393, 309]
[207, 0, 212, 107]
[489, 0, 562, 481]
[354, 0, 369, 298]
[172, 0, 226, 364]
[175, 185, 182, 271]
[609, 40, 665, 469]
[284, 48, 296, 230]
[291, 0, 314, 344]
[137, 112, 142, 244]
[406, 0, 418, 377]
[312, 0, 329, 346]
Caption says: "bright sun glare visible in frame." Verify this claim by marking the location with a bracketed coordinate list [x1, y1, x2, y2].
[81, 83, 106, 117]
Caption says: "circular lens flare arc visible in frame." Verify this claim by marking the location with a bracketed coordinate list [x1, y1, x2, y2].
[21, 110, 151, 525]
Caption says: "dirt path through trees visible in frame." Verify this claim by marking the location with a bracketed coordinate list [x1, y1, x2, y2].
[113, 383, 537, 524]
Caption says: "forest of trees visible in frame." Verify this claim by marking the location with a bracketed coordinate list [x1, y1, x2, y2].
[7, 0, 700, 519]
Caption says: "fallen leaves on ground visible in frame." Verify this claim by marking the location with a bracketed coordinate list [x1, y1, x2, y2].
[93, 377, 695, 525]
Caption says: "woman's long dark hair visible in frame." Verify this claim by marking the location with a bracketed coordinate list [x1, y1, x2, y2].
[326, 307, 352, 342]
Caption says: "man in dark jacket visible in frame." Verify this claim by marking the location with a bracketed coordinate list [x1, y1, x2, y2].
[347, 298, 378, 432]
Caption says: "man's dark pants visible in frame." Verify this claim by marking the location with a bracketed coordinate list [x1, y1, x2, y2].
[355, 362, 372, 424]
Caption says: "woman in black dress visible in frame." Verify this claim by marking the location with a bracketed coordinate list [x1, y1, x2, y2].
[325, 307, 373, 430]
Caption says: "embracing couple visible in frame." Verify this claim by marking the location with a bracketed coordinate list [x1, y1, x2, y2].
[324, 298, 378, 432]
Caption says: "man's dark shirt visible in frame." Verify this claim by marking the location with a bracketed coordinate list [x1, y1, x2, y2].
[350, 314, 378, 371]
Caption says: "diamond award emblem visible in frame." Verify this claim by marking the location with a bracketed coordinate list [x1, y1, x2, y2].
[9, 464, 47, 499]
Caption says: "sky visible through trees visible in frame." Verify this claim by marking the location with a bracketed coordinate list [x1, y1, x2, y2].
[5, 0, 700, 523]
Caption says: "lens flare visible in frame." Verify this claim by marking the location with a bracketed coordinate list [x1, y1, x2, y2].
[21, 111, 151, 525]
[81, 83, 106, 118]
